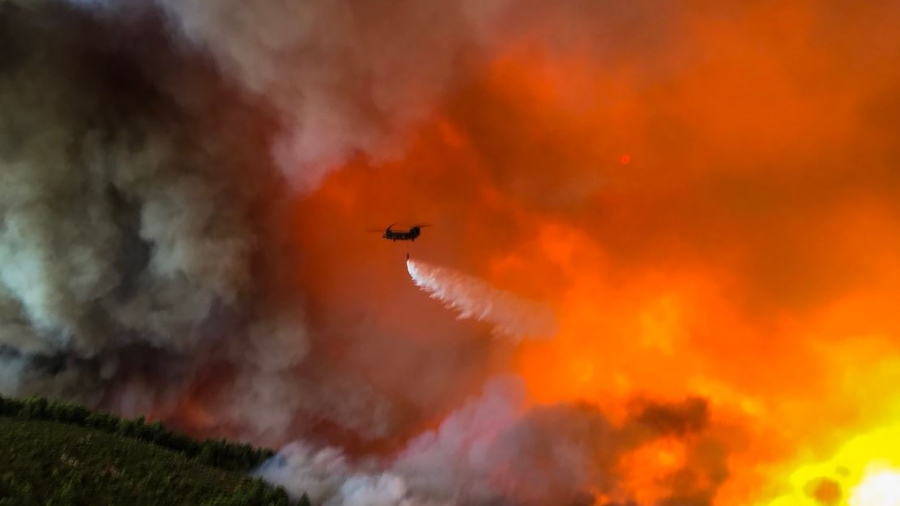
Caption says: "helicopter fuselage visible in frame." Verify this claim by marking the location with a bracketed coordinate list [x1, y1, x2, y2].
[383, 226, 421, 241]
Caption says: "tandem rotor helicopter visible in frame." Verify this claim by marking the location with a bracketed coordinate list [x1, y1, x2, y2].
[370, 223, 431, 242]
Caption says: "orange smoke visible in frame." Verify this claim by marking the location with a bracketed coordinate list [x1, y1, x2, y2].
[284, 1, 900, 504]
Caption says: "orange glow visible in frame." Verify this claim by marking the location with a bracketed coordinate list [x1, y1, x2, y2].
[276, 1, 900, 503]
[618, 437, 689, 504]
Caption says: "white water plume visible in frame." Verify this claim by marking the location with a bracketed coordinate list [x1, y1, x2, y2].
[406, 259, 557, 342]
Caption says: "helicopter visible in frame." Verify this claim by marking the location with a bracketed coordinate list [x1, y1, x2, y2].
[371, 223, 430, 241]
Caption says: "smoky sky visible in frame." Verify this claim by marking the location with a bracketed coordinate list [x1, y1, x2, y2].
[3, 0, 900, 505]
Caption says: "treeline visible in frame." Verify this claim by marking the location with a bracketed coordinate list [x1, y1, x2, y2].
[0, 472, 292, 506]
[0, 394, 274, 473]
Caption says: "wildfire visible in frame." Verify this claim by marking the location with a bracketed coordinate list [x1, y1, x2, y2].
[77, 1, 900, 504]
[850, 468, 900, 506]
[758, 426, 900, 506]
[7, 1, 900, 505]
[618, 437, 689, 504]
[288, 11, 900, 495]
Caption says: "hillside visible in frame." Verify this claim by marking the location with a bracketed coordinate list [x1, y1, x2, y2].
[0, 396, 301, 506]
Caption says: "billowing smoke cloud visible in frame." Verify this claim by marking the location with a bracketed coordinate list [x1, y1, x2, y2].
[260, 377, 726, 505]
[5, 0, 900, 504]
[407, 259, 558, 341]
[152, 0, 507, 192]
[0, 0, 399, 449]
[0, 0, 262, 396]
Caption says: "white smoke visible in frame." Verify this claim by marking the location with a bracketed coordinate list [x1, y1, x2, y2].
[153, 0, 509, 192]
[256, 377, 529, 506]
[254, 442, 447, 506]
[258, 376, 722, 506]
[406, 259, 558, 342]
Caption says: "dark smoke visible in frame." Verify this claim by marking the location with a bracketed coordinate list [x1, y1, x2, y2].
[0, 0, 397, 448]
[0, 0, 267, 397]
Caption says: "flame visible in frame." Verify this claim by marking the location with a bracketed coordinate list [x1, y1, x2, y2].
[850, 468, 900, 506]
[270, 1, 900, 503]
[618, 437, 689, 504]
[756, 426, 900, 506]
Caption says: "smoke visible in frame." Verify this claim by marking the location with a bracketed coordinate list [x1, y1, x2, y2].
[4, 0, 900, 504]
[0, 0, 399, 448]
[151, 0, 509, 192]
[260, 377, 726, 506]
[0, 0, 262, 396]
[407, 259, 558, 342]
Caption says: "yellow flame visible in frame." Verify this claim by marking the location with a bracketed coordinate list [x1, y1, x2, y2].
[759, 427, 900, 506]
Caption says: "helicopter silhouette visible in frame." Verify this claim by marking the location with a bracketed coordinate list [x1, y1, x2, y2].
[370, 223, 431, 242]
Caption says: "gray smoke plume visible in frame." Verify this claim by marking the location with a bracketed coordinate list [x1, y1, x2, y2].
[0, 0, 404, 448]
[154, 0, 507, 192]
[0, 0, 258, 395]
[259, 376, 727, 506]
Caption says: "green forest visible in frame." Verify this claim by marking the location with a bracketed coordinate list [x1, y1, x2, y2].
[0, 395, 310, 505]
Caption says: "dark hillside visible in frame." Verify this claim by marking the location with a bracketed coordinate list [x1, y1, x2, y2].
[0, 396, 293, 505]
